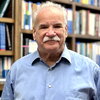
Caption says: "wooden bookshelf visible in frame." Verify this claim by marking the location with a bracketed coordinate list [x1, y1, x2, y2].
[19, 0, 100, 56]
[0, 0, 17, 92]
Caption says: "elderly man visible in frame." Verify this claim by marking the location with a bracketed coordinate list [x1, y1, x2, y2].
[1, 1, 100, 100]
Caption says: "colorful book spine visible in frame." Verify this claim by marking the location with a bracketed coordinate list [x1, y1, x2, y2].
[0, 23, 6, 50]
[1, 57, 12, 78]
[67, 9, 73, 34]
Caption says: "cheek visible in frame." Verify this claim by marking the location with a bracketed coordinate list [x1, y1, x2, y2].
[35, 34, 43, 44]
[60, 33, 66, 41]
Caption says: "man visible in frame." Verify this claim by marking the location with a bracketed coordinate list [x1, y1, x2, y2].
[1, 1, 100, 100]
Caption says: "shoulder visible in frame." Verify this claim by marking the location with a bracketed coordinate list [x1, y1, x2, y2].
[9, 53, 35, 79]
[10, 53, 35, 71]
[68, 50, 99, 71]
[68, 50, 100, 79]
[69, 50, 97, 64]
[14, 53, 34, 65]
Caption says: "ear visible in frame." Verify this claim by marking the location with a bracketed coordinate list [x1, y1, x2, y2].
[33, 28, 36, 40]
[65, 25, 68, 38]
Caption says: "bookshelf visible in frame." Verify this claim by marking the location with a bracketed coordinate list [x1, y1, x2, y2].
[0, 0, 100, 93]
[17, 0, 100, 61]
[0, 0, 19, 91]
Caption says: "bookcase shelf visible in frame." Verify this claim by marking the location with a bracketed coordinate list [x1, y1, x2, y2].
[71, 34, 100, 40]
[21, 29, 100, 41]
[0, 84, 4, 91]
[0, 51, 14, 56]
[51, 0, 100, 10]
[50, 0, 73, 5]
[21, 29, 33, 34]
[0, 18, 14, 23]
[0, 0, 17, 93]
[0, 78, 5, 91]
[18, 0, 100, 63]
[74, 2, 100, 10]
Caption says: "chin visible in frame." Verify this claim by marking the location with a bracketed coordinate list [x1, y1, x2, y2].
[45, 46, 61, 52]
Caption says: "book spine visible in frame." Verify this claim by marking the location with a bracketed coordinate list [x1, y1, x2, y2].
[0, 23, 6, 50]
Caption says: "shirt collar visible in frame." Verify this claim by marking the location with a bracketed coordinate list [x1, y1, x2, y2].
[31, 45, 72, 65]
[31, 51, 40, 65]
[61, 45, 71, 64]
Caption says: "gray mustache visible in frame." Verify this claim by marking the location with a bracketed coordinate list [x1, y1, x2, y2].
[43, 36, 60, 42]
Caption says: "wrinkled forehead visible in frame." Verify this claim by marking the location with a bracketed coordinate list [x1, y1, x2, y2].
[34, 7, 65, 26]
[37, 6, 63, 16]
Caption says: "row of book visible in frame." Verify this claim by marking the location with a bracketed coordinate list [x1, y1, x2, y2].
[0, 57, 12, 79]
[21, 0, 41, 30]
[21, 1, 100, 36]
[73, 0, 100, 7]
[0, 23, 12, 50]
[21, 34, 38, 57]
[76, 42, 100, 66]
[75, 10, 100, 36]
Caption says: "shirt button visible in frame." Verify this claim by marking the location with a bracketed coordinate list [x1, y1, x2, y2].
[48, 84, 52, 88]
[48, 68, 53, 71]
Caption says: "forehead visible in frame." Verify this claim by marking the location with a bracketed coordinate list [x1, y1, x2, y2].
[35, 7, 65, 25]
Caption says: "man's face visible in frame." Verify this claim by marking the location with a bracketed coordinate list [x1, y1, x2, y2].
[33, 7, 67, 53]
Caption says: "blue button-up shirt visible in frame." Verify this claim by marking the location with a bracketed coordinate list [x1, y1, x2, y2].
[1, 46, 100, 100]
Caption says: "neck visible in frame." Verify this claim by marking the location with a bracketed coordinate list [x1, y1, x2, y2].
[39, 50, 62, 67]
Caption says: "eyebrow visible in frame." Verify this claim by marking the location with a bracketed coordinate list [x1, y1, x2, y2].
[39, 22, 64, 26]
[53, 23, 63, 26]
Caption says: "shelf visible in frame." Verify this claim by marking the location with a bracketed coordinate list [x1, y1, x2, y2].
[51, 0, 100, 11]
[21, 29, 33, 34]
[0, 79, 6, 84]
[0, 51, 14, 56]
[20, 30, 100, 41]
[50, 0, 73, 5]
[0, 79, 5, 91]
[0, 84, 4, 91]
[73, 34, 100, 40]
[25, 0, 46, 2]
[74, 2, 100, 11]
[0, 18, 15, 23]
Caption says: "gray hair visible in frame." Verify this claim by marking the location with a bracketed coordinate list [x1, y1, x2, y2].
[33, 1, 67, 27]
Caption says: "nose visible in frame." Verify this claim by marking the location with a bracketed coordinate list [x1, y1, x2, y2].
[46, 26, 56, 37]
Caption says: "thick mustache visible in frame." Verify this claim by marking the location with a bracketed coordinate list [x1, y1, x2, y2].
[43, 36, 60, 42]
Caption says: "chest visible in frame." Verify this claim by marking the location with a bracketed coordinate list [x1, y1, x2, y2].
[13, 63, 96, 100]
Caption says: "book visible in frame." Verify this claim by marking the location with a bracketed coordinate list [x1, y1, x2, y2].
[29, 40, 38, 53]
[88, 12, 95, 36]
[2, 57, 12, 78]
[67, 8, 73, 34]
[96, 55, 100, 66]
[75, 11, 80, 34]
[0, 23, 6, 50]
[21, 34, 38, 56]
[81, 0, 88, 4]
[24, 1, 33, 30]
[80, 10, 87, 35]
[0, 0, 10, 17]
[6, 24, 12, 50]
[0, 58, 3, 78]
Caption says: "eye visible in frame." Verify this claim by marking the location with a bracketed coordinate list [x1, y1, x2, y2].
[53, 24, 63, 28]
[39, 25, 48, 29]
